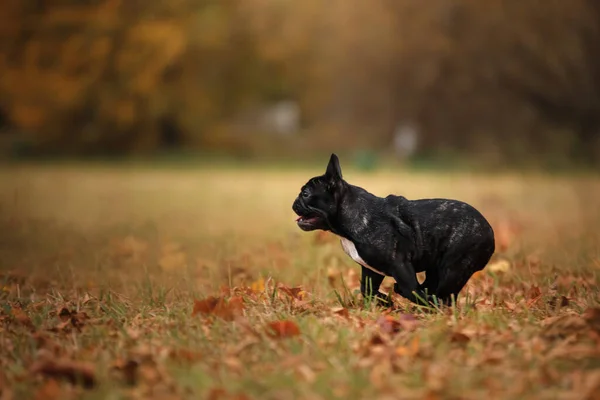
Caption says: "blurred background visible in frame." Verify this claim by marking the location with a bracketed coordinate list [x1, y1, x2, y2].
[1, 0, 600, 170]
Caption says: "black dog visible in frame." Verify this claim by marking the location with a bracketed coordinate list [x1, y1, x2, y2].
[292, 154, 495, 306]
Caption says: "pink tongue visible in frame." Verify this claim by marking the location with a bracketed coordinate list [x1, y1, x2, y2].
[295, 216, 302, 222]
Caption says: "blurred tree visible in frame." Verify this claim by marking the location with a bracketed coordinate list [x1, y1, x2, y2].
[0, 0, 599, 166]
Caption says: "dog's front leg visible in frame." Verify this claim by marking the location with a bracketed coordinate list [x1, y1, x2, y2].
[391, 263, 429, 305]
[359, 266, 390, 306]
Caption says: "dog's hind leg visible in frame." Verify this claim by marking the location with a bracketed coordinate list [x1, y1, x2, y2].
[433, 253, 488, 305]
[391, 262, 430, 305]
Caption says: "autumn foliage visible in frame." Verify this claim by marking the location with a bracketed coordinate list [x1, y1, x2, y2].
[0, 0, 600, 165]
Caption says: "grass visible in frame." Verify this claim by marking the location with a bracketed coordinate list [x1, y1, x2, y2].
[1, 164, 599, 399]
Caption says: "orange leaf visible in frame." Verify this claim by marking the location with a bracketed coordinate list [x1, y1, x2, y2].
[331, 307, 349, 318]
[278, 284, 306, 300]
[192, 296, 244, 321]
[251, 278, 265, 293]
[267, 320, 300, 338]
[213, 296, 245, 321]
[192, 296, 220, 316]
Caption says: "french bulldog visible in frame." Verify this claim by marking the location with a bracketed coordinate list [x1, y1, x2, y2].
[292, 154, 495, 306]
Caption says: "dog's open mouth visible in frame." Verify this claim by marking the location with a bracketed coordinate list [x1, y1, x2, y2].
[295, 214, 323, 230]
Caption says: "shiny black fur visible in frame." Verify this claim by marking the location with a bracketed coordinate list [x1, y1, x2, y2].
[292, 154, 495, 306]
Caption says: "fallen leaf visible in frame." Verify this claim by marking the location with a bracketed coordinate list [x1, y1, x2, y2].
[278, 284, 306, 300]
[528, 285, 542, 300]
[267, 320, 300, 338]
[331, 307, 349, 318]
[30, 359, 96, 388]
[192, 296, 220, 316]
[450, 331, 471, 345]
[11, 307, 33, 329]
[213, 296, 245, 321]
[192, 296, 244, 321]
[377, 316, 401, 335]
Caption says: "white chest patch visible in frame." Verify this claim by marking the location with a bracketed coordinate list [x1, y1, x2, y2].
[340, 238, 387, 276]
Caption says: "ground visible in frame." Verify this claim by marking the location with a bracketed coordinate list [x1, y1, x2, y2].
[0, 164, 599, 400]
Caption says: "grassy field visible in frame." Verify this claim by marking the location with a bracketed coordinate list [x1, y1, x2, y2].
[1, 164, 599, 400]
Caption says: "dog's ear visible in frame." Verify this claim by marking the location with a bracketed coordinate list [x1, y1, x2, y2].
[325, 153, 343, 181]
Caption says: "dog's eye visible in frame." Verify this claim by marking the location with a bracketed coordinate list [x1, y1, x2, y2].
[301, 189, 310, 198]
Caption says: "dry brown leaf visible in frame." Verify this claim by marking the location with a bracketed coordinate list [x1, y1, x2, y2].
[331, 307, 349, 318]
[30, 359, 96, 388]
[213, 296, 245, 321]
[450, 331, 471, 345]
[192, 296, 220, 316]
[278, 283, 307, 300]
[528, 285, 542, 299]
[192, 296, 244, 321]
[266, 320, 301, 338]
[11, 307, 33, 329]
